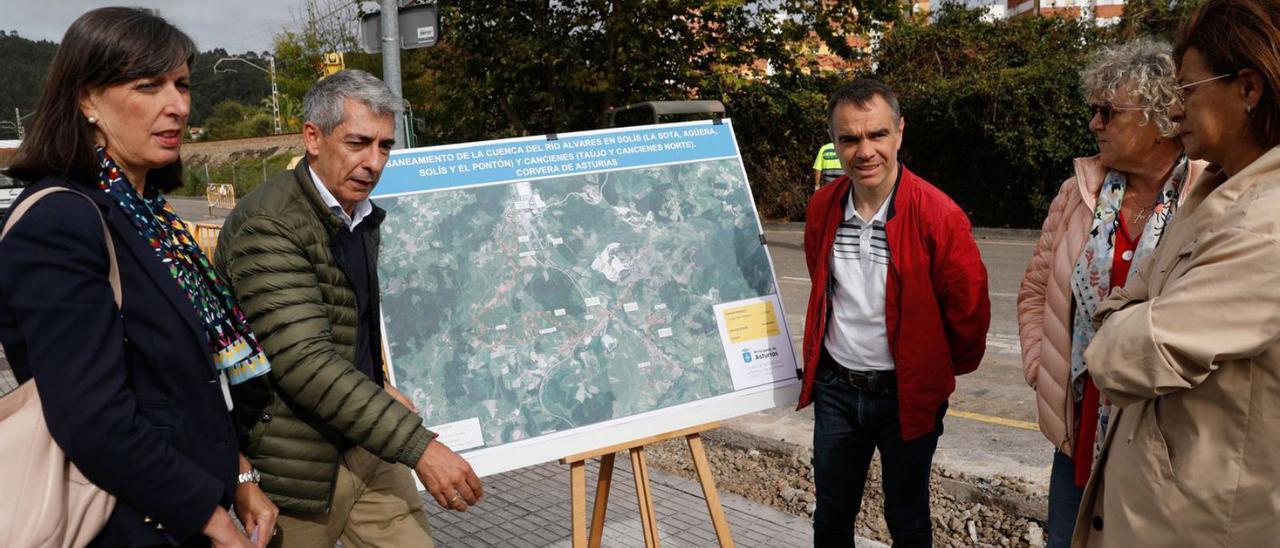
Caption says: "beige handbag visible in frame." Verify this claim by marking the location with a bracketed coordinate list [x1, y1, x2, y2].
[0, 187, 119, 548]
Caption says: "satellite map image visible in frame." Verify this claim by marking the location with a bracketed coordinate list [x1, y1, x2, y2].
[378, 157, 778, 449]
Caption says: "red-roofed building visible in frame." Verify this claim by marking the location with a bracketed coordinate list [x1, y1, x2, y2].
[1006, 0, 1125, 23]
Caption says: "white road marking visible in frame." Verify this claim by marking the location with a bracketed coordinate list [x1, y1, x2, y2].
[986, 332, 1022, 356]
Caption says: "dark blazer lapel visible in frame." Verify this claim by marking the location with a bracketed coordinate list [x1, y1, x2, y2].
[87, 190, 209, 352]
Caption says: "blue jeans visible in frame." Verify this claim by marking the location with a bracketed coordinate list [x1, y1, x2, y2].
[1046, 450, 1084, 548]
[812, 356, 943, 548]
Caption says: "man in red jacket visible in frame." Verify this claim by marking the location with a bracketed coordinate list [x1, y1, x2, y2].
[801, 79, 990, 547]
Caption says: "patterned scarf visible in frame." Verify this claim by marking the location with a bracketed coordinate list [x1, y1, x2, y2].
[1069, 155, 1189, 460]
[96, 147, 270, 385]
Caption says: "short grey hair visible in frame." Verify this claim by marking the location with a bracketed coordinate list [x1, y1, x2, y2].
[303, 69, 402, 134]
[1080, 38, 1180, 137]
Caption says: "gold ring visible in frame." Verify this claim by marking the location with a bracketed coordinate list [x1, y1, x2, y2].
[449, 494, 461, 503]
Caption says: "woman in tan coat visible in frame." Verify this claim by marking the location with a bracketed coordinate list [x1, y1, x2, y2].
[1017, 39, 1205, 548]
[1073, 0, 1280, 545]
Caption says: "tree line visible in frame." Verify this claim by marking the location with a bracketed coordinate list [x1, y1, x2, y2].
[0, 0, 1201, 227]
[0, 32, 274, 137]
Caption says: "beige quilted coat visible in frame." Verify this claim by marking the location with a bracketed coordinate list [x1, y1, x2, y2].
[1017, 156, 1205, 455]
[1074, 147, 1280, 547]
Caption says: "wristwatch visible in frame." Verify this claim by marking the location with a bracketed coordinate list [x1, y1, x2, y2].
[237, 468, 261, 485]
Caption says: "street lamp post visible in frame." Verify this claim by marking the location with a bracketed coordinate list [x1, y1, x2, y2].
[214, 56, 284, 135]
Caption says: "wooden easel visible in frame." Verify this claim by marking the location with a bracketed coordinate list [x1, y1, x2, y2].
[560, 421, 734, 548]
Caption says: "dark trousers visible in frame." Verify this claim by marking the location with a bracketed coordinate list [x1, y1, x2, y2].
[812, 353, 943, 548]
[1046, 450, 1084, 548]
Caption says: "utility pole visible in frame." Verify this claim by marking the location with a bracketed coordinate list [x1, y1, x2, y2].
[1, 108, 32, 140]
[214, 56, 284, 135]
[380, 0, 405, 149]
[267, 56, 283, 135]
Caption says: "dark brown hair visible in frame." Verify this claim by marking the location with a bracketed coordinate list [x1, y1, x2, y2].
[6, 7, 195, 192]
[1176, 0, 1280, 148]
[826, 78, 902, 129]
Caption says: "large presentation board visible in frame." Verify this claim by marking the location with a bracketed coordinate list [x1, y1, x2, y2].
[373, 120, 799, 476]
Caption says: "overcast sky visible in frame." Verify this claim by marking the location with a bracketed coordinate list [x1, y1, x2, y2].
[0, 1, 327, 53]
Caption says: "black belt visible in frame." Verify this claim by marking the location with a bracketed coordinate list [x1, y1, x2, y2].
[830, 367, 897, 394]
[820, 348, 897, 394]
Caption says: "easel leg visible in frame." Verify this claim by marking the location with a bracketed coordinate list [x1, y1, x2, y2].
[688, 434, 735, 548]
[571, 460, 587, 548]
[630, 447, 662, 548]
[589, 453, 616, 548]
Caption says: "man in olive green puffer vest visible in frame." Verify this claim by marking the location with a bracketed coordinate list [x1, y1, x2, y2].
[214, 70, 482, 547]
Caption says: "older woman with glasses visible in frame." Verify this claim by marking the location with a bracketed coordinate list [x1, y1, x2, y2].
[1016, 37, 1205, 548]
[1071, 0, 1280, 545]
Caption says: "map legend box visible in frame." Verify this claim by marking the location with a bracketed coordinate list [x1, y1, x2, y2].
[721, 300, 782, 344]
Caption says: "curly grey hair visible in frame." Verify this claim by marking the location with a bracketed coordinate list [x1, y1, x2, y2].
[303, 69, 402, 134]
[1080, 38, 1180, 137]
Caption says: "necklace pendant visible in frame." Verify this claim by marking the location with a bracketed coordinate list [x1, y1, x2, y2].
[1134, 206, 1150, 223]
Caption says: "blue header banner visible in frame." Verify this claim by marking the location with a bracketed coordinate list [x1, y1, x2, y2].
[372, 119, 740, 198]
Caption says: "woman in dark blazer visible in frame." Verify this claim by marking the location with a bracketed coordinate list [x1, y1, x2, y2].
[0, 8, 276, 547]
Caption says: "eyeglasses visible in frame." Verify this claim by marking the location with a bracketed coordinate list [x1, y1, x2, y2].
[1175, 73, 1236, 103]
[1089, 103, 1145, 125]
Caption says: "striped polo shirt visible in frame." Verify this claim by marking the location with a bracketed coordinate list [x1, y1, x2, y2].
[823, 188, 895, 371]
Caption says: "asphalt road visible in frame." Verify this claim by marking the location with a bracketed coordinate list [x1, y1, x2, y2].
[740, 223, 1048, 487]
[169, 196, 228, 224]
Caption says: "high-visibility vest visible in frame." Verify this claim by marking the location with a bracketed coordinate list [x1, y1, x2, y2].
[813, 143, 843, 184]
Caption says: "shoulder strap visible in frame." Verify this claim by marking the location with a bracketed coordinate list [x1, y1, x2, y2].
[0, 187, 122, 308]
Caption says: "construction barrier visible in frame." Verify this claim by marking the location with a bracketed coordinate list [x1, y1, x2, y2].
[206, 183, 236, 215]
[185, 221, 223, 255]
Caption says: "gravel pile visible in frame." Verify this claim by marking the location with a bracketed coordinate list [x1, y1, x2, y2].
[645, 436, 1047, 547]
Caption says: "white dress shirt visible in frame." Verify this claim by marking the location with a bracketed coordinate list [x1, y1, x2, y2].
[309, 166, 373, 231]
